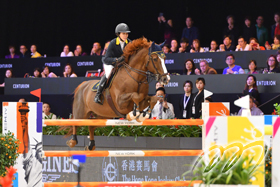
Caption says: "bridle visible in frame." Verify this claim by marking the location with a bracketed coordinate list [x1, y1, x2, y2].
[120, 47, 168, 87]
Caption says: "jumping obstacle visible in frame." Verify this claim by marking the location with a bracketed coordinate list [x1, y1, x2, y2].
[43, 180, 202, 187]
[43, 119, 204, 127]
[43, 150, 204, 157]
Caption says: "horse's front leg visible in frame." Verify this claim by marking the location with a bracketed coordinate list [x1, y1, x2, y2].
[136, 95, 158, 122]
[126, 92, 146, 121]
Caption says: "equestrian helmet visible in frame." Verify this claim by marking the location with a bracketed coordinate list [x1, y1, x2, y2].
[115, 23, 131, 34]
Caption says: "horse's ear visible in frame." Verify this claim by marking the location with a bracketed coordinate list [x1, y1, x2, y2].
[159, 40, 166, 48]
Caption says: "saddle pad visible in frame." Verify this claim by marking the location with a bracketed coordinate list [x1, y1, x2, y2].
[91, 66, 120, 92]
[91, 81, 100, 92]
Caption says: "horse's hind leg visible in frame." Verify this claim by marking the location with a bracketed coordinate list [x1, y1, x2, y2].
[85, 126, 97, 151]
[85, 115, 106, 151]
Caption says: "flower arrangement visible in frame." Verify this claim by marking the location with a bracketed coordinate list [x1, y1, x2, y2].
[272, 103, 280, 115]
[0, 131, 20, 177]
[265, 145, 272, 187]
[183, 153, 261, 186]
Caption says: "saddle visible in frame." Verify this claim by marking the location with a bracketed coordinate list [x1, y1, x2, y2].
[91, 67, 118, 92]
[91, 65, 126, 118]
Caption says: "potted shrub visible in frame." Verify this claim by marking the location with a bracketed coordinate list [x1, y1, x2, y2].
[183, 153, 261, 187]
[0, 131, 20, 177]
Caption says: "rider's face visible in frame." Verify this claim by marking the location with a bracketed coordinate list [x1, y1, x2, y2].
[119, 32, 128, 41]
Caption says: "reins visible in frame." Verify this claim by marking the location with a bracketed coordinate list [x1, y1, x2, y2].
[118, 47, 168, 91]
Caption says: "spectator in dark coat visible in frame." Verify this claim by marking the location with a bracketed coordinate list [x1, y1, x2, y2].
[243, 16, 256, 43]
[223, 15, 239, 46]
[181, 17, 199, 45]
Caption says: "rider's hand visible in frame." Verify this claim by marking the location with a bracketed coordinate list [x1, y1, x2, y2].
[116, 56, 125, 63]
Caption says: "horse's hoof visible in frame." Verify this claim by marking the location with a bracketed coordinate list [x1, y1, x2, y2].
[66, 139, 77, 148]
[136, 112, 149, 122]
[127, 111, 140, 121]
[85, 146, 96, 151]
[126, 113, 133, 121]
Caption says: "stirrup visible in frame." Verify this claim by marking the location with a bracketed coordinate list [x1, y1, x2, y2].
[94, 94, 104, 105]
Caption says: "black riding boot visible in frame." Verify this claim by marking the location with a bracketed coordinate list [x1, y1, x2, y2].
[94, 75, 107, 105]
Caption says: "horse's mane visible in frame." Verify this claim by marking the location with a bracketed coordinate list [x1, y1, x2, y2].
[123, 37, 151, 63]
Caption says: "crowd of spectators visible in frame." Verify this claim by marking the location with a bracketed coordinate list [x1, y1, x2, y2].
[2, 13, 280, 60]
[154, 74, 263, 119]
[158, 13, 280, 54]
[2, 13, 280, 117]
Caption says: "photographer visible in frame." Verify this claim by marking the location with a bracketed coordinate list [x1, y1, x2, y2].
[151, 87, 175, 119]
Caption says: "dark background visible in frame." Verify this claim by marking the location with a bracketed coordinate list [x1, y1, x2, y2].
[1, 0, 280, 58]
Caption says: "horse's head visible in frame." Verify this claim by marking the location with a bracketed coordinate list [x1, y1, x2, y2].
[146, 42, 170, 85]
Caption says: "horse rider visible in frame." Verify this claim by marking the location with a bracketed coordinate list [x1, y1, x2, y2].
[94, 23, 131, 104]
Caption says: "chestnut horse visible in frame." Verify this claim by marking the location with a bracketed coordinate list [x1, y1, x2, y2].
[66, 37, 170, 150]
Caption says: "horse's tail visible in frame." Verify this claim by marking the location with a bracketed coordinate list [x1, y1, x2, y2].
[57, 81, 88, 136]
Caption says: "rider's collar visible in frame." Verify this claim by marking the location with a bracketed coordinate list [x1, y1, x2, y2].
[116, 37, 128, 45]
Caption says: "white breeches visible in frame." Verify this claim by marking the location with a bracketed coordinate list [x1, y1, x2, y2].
[104, 64, 114, 78]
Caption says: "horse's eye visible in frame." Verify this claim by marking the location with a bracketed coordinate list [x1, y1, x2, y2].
[153, 58, 157, 61]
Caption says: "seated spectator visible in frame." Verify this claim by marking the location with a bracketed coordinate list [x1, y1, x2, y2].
[243, 75, 260, 104]
[90, 42, 103, 56]
[209, 40, 219, 52]
[63, 64, 77, 77]
[162, 44, 170, 54]
[181, 17, 199, 45]
[277, 51, 280, 63]
[60, 45, 74, 57]
[223, 54, 245, 74]
[265, 35, 280, 50]
[33, 68, 42, 78]
[151, 87, 175, 119]
[170, 39, 178, 53]
[223, 15, 239, 46]
[74, 45, 87, 56]
[249, 37, 265, 50]
[235, 36, 250, 51]
[263, 55, 280, 73]
[30, 45, 42, 58]
[5, 45, 20, 59]
[195, 60, 217, 75]
[248, 60, 258, 74]
[178, 80, 193, 119]
[190, 39, 204, 53]
[155, 81, 169, 101]
[19, 98, 26, 103]
[219, 35, 235, 51]
[43, 102, 57, 119]
[19, 45, 30, 58]
[183, 59, 197, 75]
[0, 69, 13, 87]
[192, 77, 205, 119]
[178, 38, 190, 53]
[155, 82, 164, 90]
[41, 66, 57, 78]
[238, 96, 263, 116]
[102, 41, 110, 56]
[243, 16, 256, 43]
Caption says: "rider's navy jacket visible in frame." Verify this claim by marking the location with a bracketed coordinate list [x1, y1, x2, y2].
[102, 37, 131, 65]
